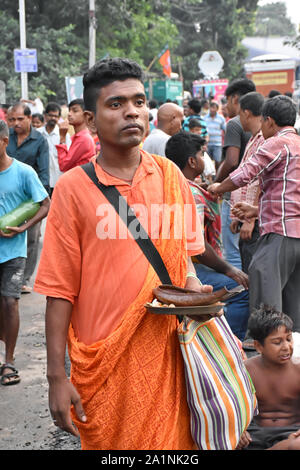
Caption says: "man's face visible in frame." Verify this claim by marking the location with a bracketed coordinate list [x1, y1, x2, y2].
[44, 109, 60, 128]
[210, 104, 218, 117]
[239, 108, 248, 132]
[193, 148, 205, 176]
[68, 104, 85, 127]
[169, 107, 184, 136]
[91, 79, 148, 149]
[256, 326, 293, 365]
[226, 94, 239, 118]
[11, 107, 31, 135]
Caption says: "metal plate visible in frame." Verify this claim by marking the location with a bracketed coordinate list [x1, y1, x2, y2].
[145, 302, 224, 316]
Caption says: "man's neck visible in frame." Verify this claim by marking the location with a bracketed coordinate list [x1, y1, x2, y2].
[96, 144, 141, 180]
[249, 119, 262, 137]
[156, 125, 169, 135]
[46, 123, 56, 134]
[16, 128, 31, 145]
[0, 153, 12, 172]
[73, 122, 87, 134]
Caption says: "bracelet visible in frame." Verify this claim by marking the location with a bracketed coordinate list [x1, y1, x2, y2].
[186, 272, 202, 284]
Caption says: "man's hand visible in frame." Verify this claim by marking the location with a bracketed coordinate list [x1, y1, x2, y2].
[48, 376, 87, 437]
[240, 220, 255, 241]
[207, 182, 223, 196]
[236, 430, 252, 450]
[230, 219, 240, 234]
[225, 266, 248, 289]
[232, 202, 258, 222]
[0, 226, 25, 238]
[58, 120, 69, 143]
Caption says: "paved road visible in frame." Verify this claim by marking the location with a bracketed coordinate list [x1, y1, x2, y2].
[0, 221, 80, 450]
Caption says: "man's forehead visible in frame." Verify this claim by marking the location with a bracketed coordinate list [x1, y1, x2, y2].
[12, 106, 28, 116]
[99, 78, 145, 99]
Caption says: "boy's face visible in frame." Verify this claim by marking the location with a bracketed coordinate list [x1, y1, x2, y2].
[32, 117, 43, 128]
[190, 126, 202, 135]
[90, 78, 148, 149]
[68, 104, 85, 126]
[255, 326, 293, 365]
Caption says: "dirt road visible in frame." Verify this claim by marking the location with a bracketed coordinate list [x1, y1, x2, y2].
[0, 223, 81, 450]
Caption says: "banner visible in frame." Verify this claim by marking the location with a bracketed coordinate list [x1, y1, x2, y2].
[158, 45, 172, 78]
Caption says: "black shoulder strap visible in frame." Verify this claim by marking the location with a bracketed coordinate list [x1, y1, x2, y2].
[81, 161, 172, 285]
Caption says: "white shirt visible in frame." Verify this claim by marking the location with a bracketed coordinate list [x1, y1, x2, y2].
[38, 125, 71, 188]
[142, 128, 170, 157]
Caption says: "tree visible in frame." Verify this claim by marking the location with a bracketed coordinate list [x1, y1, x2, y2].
[253, 2, 296, 37]
[170, 0, 258, 91]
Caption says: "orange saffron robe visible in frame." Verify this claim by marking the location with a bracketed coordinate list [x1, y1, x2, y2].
[35, 152, 204, 450]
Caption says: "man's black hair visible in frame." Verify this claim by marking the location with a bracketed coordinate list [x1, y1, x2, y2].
[149, 99, 158, 109]
[83, 57, 144, 113]
[68, 98, 85, 110]
[45, 102, 61, 116]
[239, 92, 265, 117]
[187, 98, 201, 114]
[165, 131, 206, 171]
[32, 113, 44, 122]
[12, 102, 31, 116]
[225, 78, 256, 98]
[247, 304, 293, 345]
[268, 89, 281, 98]
[262, 95, 297, 127]
[188, 118, 204, 130]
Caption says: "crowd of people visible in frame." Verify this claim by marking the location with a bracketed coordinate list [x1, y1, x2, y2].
[1, 56, 300, 451]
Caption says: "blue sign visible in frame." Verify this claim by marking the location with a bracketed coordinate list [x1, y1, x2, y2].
[14, 49, 38, 73]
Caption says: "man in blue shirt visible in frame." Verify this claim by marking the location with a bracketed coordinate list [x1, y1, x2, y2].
[0, 120, 49, 385]
[204, 101, 226, 169]
[7, 102, 50, 292]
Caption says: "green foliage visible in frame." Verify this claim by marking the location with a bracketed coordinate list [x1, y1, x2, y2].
[253, 2, 296, 37]
[1, 0, 260, 103]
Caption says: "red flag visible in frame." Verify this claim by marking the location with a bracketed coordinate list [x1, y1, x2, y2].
[158, 46, 172, 77]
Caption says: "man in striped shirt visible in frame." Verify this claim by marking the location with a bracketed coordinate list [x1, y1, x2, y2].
[204, 101, 226, 169]
[207, 95, 300, 332]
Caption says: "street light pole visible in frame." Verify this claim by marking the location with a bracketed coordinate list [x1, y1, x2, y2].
[89, 0, 96, 68]
[19, 0, 28, 99]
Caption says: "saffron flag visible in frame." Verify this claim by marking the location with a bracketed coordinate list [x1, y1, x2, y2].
[158, 45, 172, 77]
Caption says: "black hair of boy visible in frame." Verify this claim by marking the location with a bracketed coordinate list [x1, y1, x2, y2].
[247, 304, 293, 345]
[45, 102, 61, 116]
[165, 131, 206, 171]
[225, 78, 256, 98]
[83, 58, 144, 113]
[68, 98, 85, 111]
[188, 118, 204, 130]
[187, 98, 201, 114]
[262, 95, 297, 127]
[32, 113, 44, 123]
[239, 92, 265, 116]
[268, 89, 281, 98]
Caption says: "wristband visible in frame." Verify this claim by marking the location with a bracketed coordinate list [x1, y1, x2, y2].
[186, 272, 202, 284]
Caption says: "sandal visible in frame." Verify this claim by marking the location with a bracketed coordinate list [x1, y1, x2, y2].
[0, 363, 21, 386]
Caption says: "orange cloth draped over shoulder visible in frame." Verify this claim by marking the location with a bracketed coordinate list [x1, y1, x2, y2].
[35, 152, 203, 450]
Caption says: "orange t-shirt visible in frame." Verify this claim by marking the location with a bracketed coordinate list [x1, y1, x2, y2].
[34, 151, 204, 344]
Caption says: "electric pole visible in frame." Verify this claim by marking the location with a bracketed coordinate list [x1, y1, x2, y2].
[89, 0, 96, 68]
[19, 0, 28, 99]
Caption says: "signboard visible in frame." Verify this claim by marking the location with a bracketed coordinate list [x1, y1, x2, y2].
[198, 51, 224, 78]
[252, 71, 288, 86]
[14, 49, 38, 73]
[193, 79, 228, 102]
[65, 76, 83, 102]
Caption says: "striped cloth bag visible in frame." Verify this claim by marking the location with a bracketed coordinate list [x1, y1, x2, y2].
[178, 315, 257, 450]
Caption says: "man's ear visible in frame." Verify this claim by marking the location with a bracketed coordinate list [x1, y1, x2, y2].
[188, 156, 196, 168]
[84, 110, 97, 134]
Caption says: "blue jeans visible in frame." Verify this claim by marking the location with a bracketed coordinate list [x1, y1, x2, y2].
[207, 145, 222, 163]
[194, 264, 249, 341]
[221, 199, 242, 270]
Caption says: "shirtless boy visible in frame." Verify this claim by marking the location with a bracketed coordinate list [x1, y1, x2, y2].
[244, 305, 300, 450]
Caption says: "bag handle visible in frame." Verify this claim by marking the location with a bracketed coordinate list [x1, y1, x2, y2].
[81, 161, 172, 285]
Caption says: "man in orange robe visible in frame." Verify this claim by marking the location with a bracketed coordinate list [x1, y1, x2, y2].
[34, 58, 210, 450]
